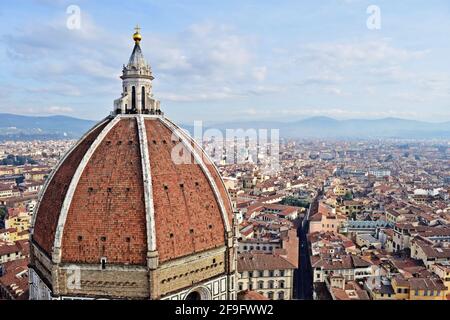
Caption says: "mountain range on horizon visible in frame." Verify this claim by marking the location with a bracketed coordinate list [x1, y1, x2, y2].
[0, 113, 96, 140]
[0, 113, 449, 141]
[202, 116, 450, 140]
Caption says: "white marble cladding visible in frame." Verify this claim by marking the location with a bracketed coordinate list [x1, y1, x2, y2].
[29, 268, 52, 300]
[162, 275, 235, 300]
[113, 40, 161, 115]
[114, 78, 160, 114]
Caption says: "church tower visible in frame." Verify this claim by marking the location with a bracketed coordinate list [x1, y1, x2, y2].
[29, 28, 237, 300]
[113, 26, 161, 115]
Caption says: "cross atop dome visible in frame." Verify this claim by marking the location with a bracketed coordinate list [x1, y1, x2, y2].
[133, 24, 142, 44]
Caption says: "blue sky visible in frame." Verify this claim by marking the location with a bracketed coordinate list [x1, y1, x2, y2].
[0, 0, 449, 123]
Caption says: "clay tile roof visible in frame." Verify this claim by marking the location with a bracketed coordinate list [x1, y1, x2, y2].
[393, 275, 409, 287]
[331, 288, 351, 300]
[238, 290, 269, 300]
[408, 278, 447, 291]
[0, 258, 29, 300]
[237, 252, 296, 272]
[0, 243, 20, 256]
[351, 255, 372, 268]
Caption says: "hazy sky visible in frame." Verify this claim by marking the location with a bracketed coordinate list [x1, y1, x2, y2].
[0, 0, 449, 123]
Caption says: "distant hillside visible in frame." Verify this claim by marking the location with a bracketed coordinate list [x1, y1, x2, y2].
[0, 113, 96, 140]
[197, 117, 450, 140]
[0, 113, 448, 141]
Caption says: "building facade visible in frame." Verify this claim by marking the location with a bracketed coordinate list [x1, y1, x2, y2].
[237, 252, 295, 300]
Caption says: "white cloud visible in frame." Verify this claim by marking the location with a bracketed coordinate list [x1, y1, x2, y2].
[159, 88, 237, 102]
[26, 84, 82, 97]
[297, 39, 429, 70]
[368, 65, 414, 82]
[247, 85, 285, 95]
[252, 66, 267, 82]
[325, 87, 344, 96]
[5, 18, 269, 105]
[299, 73, 344, 86]
[46, 106, 74, 113]
[239, 107, 420, 119]
[25, 105, 74, 115]
[147, 22, 254, 82]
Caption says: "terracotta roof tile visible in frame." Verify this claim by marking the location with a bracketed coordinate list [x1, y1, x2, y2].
[237, 252, 296, 271]
[33, 119, 110, 255]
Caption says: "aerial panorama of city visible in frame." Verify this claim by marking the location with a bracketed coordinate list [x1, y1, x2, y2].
[0, 0, 449, 314]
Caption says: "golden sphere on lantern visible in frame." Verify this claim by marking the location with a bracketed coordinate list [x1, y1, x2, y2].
[133, 25, 142, 43]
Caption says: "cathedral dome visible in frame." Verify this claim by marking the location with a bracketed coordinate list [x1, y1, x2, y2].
[29, 28, 237, 301]
[32, 115, 233, 265]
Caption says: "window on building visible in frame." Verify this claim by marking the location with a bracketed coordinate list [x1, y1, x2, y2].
[100, 257, 107, 270]
[258, 281, 264, 289]
[280, 270, 285, 277]
[238, 283, 243, 291]
[185, 291, 201, 300]
[268, 292, 274, 299]
[268, 281, 274, 289]
[278, 291, 285, 300]
[142, 86, 146, 110]
[131, 86, 136, 110]
[279, 281, 285, 288]
[269, 271, 274, 277]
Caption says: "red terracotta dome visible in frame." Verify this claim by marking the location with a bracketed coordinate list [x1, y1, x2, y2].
[31, 115, 233, 265]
